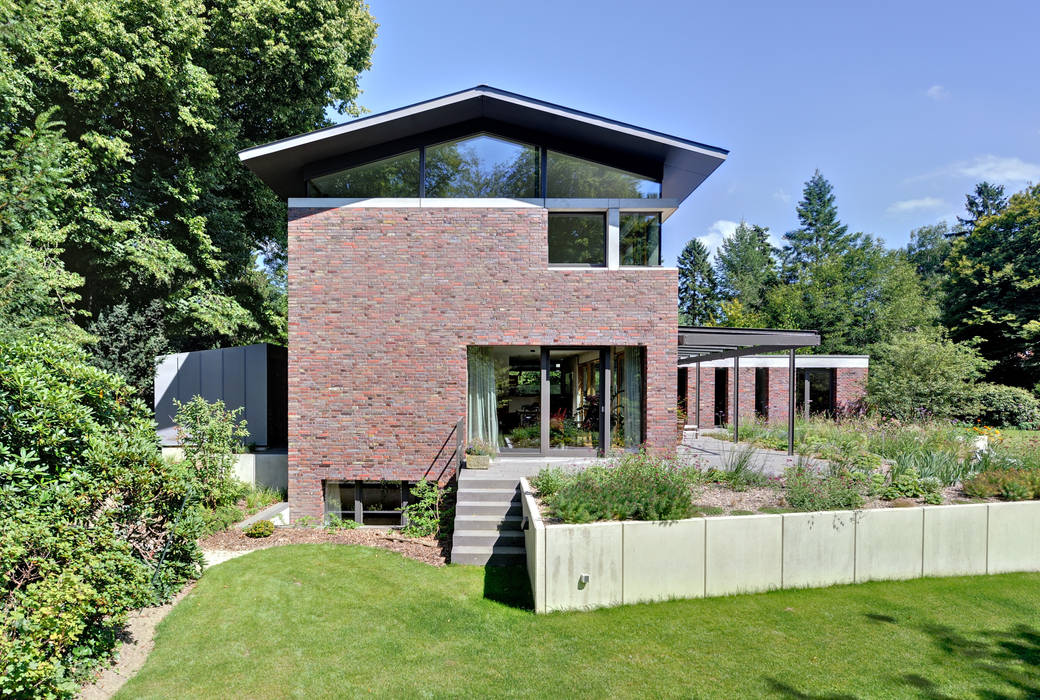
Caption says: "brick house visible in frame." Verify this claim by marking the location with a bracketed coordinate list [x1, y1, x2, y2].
[241, 86, 857, 524]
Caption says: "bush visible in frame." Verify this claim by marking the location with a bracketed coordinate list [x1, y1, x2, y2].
[964, 469, 1040, 501]
[783, 466, 865, 511]
[530, 467, 567, 500]
[974, 383, 1040, 429]
[866, 329, 992, 421]
[542, 453, 699, 524]
[402, 479, 441, 537]
[325, 514, 360, 531]
[244, 520, 275, 538]
[0, 338, 203, 697]
[174, 396, 250, 509]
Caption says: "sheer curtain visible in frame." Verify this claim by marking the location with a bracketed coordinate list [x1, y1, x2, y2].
[324, 481, 342, 523]
[467, 347, 499, 447]
[623, 348, 644, 448]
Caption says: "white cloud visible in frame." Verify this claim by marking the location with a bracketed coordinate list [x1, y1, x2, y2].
[697, 219, 739, 259]
[953, 155, 1040, 183]
[886, 197, 945, 214]
[773, 189, 791, 203]
[925, 84, 949, 100]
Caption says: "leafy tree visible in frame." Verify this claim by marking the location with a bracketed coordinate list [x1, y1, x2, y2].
[905, 222, 952, 301]
[764, 237, 936, 353]
[86, 301, 169, 402]
[866, 329, 992, 420]
[714, 221, 778, 312]
[955, 181, 1008, 232]
[677, 238, 719, 325]
[944, 184, 1040, 387]
[2, 0, 377, 348]
[782, 170, 857, 272]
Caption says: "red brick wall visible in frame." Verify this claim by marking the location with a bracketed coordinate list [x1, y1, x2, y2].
[684, 366, 715, 428]
[726, 367, 756, 424]
[288, 206, 678, 520]
[766, 366, 791, 425]
[835, 367, 868, 415]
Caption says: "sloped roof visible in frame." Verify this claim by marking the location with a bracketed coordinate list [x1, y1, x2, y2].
[238, 85, 728, 200]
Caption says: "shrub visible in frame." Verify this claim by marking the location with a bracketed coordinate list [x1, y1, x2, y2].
[244, 520, 275, 538]
[0, 338, 203, 697]
[964, 469, 1040, 501]
[174, 396, 250, 509]
[783, 466, 865, 511]
[866, 329, 992, 421]
[530, 467, 568, 501]
[325, 514, 360, 531]
[402, 479, 441, 537]
[879, 466, 944, 502]
[974, 383, 1040, 429]
[544, 453, 699, 524]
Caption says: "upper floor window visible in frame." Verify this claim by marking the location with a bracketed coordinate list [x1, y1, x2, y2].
[546, 152, 661, 199]
[425, 134, 540, 197]
[307, 150, 420, 197]
[548, 213, 605, 266]
[620, 213, 661, 266]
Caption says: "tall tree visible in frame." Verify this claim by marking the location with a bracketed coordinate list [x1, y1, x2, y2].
[714, 221, 778, 312]
[782, 170, 856, 272]
[905, 222, 952, 301]
[955, 181, 1008, 232]
[677, 238, 720, 325]
[2, 0, 377, 349]
[945, 184, 1040, 387]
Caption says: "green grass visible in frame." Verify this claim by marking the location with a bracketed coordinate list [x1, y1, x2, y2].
[119, 545, 1040, 699]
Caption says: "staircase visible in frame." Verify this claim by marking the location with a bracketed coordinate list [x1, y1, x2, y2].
[450, 470, 526, 566]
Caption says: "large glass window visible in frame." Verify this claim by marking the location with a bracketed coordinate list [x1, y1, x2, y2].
[620, 213, 661, 266]
[424, 134, 539, 197]
[546, 151, 660, 198]
[547, 213, 605, 265]
[307, 150, 420, 197]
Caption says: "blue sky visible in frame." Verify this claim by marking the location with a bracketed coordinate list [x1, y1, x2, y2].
[349, 0, 1040, 266]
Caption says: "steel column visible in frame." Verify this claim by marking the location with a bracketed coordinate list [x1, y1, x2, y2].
[788, 349, 796, 456]
[540, 348, 550, 454]
[733, 355, 740, 444]
[694, 362, 701, 432]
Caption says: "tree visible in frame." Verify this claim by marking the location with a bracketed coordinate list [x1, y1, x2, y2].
[677, 238, 720, 325]
[905, 222, 952, 301]
[86, 301, 169, 402]
[2, 0, 377, 348]
[955, 181, 1008, 232]
[866, 329, 991, 421]
[944, 183, 1040, 387]
[714, 221, 778, 312]
[782, 170, 857, 272]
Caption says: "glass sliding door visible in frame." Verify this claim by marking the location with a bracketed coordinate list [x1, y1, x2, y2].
[547, 349, 601, 452]
[488, 346, 542, 451]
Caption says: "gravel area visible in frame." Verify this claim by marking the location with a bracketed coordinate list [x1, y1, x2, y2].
[200, 526, 449, 567]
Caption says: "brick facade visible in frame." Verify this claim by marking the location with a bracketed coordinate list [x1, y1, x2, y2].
[682, 361, 868, 428]
[288, 206, 678, 521]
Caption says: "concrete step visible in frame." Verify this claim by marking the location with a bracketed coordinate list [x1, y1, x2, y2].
[450, 545, 526, 566]
[451, 529, 525, 548]
[457, 487, 520, 503]
[453, 514, 523, 531]
[455, 501, 522, 517]
[456, 476, 521, 490]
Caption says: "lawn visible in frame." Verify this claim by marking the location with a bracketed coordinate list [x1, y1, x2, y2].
[119, 545, 1040, 699]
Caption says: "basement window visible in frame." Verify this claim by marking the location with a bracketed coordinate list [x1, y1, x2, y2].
[324, 480, 418, 526]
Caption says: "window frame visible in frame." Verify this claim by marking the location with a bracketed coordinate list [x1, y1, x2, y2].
[618, 211, 663, 267]
[546, 211, 608, 267]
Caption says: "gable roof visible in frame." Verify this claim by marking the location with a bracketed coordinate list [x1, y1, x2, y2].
[238, 85, 728, 200]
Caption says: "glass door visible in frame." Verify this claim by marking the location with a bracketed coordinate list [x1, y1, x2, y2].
[493, 347, 542, 451]
[547, 348, 600, 453]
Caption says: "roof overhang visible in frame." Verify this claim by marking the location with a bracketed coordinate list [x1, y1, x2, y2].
[238, 85, 728, 200]
[677, 326, 821, 365]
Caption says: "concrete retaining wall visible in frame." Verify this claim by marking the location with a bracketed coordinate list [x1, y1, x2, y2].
[519, 479, 1040, 613]
[161, 448, 288, 493]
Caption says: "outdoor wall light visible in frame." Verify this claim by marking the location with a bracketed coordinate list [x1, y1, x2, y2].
[578, 573, 590, 589]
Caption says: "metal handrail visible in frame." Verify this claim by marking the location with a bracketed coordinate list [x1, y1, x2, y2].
[455, 416, 465, 476]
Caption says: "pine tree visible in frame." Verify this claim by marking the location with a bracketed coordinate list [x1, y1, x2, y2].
[715, 221, 778, 311]
[677, 238, 720, 325]
[782, 170, 854, 271]
[954, 181, 1008, 233]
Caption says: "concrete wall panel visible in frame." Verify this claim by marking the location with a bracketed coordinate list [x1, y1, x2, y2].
[988, 502, 1040, 574]
[855, 509, 923, 582]
[782, 511, 856, 588]
[705, 515, 782, 596]
[923, 504, 987, 577]
[545, 522, 623, 612]
[622, 520, 705, 604]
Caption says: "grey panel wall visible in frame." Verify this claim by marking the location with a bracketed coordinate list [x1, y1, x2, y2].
[154, 343, 287, 447]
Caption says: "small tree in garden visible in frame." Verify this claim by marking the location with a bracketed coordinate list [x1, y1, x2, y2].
[174, 397, 249, 508]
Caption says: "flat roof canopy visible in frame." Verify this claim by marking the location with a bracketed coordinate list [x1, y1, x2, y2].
[677, 326, 821, 365]
[238, 85, 728, 200]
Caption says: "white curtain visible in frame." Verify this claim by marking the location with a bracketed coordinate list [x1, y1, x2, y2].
[467, 347, 498, 447]
[623, 348, 644, 448]
[324, 480, 342, 523]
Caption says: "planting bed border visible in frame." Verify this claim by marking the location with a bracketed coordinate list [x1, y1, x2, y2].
[520, 478, 1040, 613]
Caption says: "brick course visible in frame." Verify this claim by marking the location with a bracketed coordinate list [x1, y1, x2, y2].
[288, 206, 678, 520]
